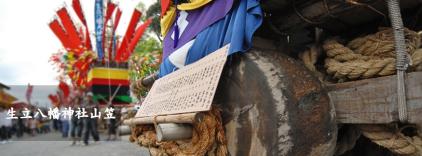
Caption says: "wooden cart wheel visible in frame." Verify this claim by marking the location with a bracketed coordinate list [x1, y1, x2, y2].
[214, 46, 337, 156]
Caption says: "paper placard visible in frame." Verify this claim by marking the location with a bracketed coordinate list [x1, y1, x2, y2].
[135, 44, 230, 117]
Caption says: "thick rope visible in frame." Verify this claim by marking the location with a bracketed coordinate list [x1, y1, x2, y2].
[347, 28, 420, 58]
[299, 44, 324, 81]
[323, 31, 422, 80]
[129, 108, 227, 156]
[320, 29, 422, 154]
[358, 125, 422, 155]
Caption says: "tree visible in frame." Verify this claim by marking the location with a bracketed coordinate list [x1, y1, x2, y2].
[146, 2, 162, 42]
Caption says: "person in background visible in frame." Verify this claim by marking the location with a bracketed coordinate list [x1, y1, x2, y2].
[83, 92, 100, 145]
[3, 108, 12, 141]
[106, 105, 117, 141]
[0, 107, 9, 144]
[60, 106, 70, 138]
[16, 110, 24, 138]
[29, 117, 37, 136]
[70, 97, 83, 145]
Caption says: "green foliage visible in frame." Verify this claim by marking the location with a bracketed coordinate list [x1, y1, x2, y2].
[134, 37, 161, 55]
[128, 1, 164, 99]
[129, 37, 162, 98]
[146, 1, 162, 42]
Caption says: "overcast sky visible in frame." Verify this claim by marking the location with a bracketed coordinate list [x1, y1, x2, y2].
[0, 0, 155, 105]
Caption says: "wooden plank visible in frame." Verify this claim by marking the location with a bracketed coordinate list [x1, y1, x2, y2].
[326, 72, 422, 124]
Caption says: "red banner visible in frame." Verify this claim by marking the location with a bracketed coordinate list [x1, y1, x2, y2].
[72, 0, 92, 50]
[59, 81, 70, 99]
[49, 20, 73, 50]
[115, 9, 142, 62]
[124, 18, 153, 61]
[108, 8, 122, 61]
[72, 0, 86, 25]
[48, 94, 59, 106]
[105, 2, 117, 24]
[57, 7, 83, 53]
[102, 2, 117, 56]
[113, 9, 122, 31]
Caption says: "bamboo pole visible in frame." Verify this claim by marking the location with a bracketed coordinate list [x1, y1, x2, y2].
[156, 123, 193, 141]
[123, 113, 203, 125]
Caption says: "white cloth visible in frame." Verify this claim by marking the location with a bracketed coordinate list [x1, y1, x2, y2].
[168, 39, 195, 68]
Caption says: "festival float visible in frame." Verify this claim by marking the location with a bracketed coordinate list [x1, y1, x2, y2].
[0, 83, 17, 109]
[123, 0, 422, 156]
[48, 0, 152, 107]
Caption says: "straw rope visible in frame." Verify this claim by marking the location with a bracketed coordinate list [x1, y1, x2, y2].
[298, 45, 325, 81]
[307, 28, 422, 155]
[358, 125, 422, 155]
[129, 108, 228, 156]
[322, 28, 422, 80]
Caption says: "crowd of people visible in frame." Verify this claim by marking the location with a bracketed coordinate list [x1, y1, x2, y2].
[0, 107, 52, 144]
[0, 92, 123, 146]
[60, 92, 123, 146]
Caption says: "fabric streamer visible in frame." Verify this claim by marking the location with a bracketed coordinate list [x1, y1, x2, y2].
[102, 2, 117, 57]
[94, 0, 104, 60]
[48, 94, 59, 106]
[177, 0, 212, 10]
[72, 0, 87, 25]
[160, 6, 177, 36]
[125, 18, 153, 61]
[159, 0, 263, 77]
[109, 8, 122, 62]
[161, 0, 171, 18]
[49, 20, 73, 50]
[185, 0, 262, 63]
[59, 81, 70, 99]
[115, 9, 141, 62]
[162, 0, 234, 59]
[72, 0, 92, 50]
[57, 7, 83, 53]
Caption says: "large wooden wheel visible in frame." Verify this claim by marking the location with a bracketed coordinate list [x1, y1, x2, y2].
[214, 45, 337, 156]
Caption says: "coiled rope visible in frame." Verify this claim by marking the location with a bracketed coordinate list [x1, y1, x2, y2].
[314, 28, 422, 155]
[129, 108, 228, 156]
[323, 28, 422, 81]
[358, 125, 422, 155]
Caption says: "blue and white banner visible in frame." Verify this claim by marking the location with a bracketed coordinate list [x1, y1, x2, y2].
[94, 0, 104, 60]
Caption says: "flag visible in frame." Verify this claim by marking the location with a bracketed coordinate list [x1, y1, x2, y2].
[72, 0, 92, 50]
[49, 19, 73, 50]
[57, 7, 83, 53]
[115, 9, 142, 62]
[95, 0, 104, 60]
[113, 9, 122, 31]
[72, 0, 87, 25]
[104, 2, 117, 25]
[109, 8, 122, 61]
[59, 81, 70, 99]
[102, 2, 117, 57]
[48, 94, 59, 106]
[124, 18, 153, 61]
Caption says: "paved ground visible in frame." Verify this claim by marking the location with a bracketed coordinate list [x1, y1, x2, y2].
[0, 132, 150, 156]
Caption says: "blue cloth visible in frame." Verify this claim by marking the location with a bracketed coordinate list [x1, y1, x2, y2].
[159, 0, 262, 77]
[158, 57, 178, 78]
[94, 0, 104, 60]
